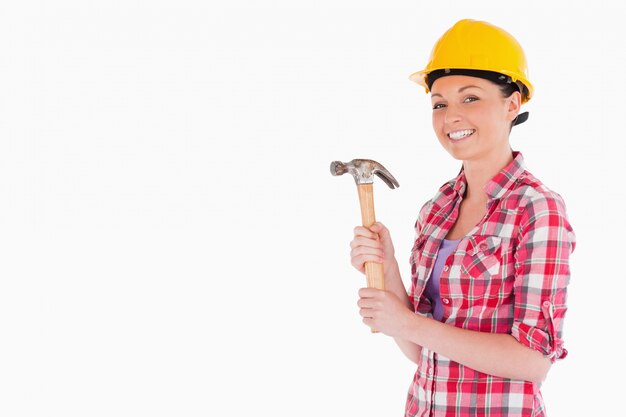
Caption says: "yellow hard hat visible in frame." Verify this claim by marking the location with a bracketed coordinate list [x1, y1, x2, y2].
[409, 19, 534, 103]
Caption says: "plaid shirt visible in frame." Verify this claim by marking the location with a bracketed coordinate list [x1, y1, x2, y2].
[405, 151, 575, 417]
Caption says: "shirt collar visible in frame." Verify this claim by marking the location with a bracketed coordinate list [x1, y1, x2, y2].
[451, 151, 526, 201]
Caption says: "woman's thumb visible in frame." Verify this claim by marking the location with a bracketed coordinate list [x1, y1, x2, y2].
[371, 222, 387, 236]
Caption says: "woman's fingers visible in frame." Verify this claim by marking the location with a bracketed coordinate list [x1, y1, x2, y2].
[357, 299, 375, 317]
[357, 296, 378, 308]
[350, 246, 385, 258]
[350, 245, 384, 265]
[357, 291, 384, 318]
[349, 235, 382, 250]
[350, 255, 384, 272]
[359, 308, 372, 318]
[350, 224, 393, 274]
[353, 226, 378, 239]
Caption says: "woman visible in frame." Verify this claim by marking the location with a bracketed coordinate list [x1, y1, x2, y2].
[349, 19, 575, 416]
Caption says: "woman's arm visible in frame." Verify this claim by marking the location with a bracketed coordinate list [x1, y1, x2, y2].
[383, 261, 422, 364]
[358, 289, 551, 384]
[403, 313, 551, 383]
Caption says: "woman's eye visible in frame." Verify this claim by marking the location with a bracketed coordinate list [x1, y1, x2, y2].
[433, 103, 446, 110]
[464, 96, 479, 103]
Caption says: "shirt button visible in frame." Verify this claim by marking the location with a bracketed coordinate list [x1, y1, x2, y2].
[479, 243, 489, 251]
[427, 368, 433, 376]
[442, 298, 450, 305]
[443, 265, 449, 272]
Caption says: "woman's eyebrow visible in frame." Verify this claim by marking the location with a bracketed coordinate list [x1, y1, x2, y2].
[459, 85, 483, 92]
[431, 85, 483, 99]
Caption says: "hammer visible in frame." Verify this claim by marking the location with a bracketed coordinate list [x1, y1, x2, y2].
[330, 159, 399, 322]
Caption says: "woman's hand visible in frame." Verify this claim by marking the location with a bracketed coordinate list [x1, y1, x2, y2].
[357, 288, 415, 338]
[349, 222, 397, 276]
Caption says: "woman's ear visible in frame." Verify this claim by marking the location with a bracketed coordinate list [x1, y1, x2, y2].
[506, 91, 522, 123]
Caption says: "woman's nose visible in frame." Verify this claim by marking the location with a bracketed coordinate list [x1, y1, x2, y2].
[443, 104, 463, 124]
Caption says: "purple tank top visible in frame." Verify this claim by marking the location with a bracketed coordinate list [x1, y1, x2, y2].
[423, 238, 461, 321]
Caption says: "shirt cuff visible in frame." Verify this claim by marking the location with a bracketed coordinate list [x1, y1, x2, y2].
[510, 301, 568, 363]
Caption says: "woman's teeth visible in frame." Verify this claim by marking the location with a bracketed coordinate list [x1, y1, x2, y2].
[448, 129, 475, 140]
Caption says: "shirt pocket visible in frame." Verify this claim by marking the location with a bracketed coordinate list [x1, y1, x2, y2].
[461, 235, 503, 282]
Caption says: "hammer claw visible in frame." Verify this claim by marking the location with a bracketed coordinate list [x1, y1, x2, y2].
[374, 169, 400, 190]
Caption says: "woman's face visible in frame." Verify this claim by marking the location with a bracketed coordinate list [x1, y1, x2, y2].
[430, 75, 521, 163]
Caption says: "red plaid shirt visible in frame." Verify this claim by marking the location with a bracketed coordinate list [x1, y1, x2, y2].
[406, 151, 575, 417]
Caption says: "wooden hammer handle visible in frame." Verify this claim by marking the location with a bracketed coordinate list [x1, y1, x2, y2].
[357, 184, 385, 333]
[357, 183, 385, 289]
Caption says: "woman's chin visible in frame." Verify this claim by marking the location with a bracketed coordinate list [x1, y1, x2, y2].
[443, 147, 473, 161]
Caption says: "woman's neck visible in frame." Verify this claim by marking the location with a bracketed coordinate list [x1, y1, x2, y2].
[461, 148, 514, 204]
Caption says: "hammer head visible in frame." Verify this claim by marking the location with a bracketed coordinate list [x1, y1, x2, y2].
[330, 159, 399, 189]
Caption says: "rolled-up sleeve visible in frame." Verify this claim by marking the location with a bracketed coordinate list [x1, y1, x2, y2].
[511, 193, 576, 362]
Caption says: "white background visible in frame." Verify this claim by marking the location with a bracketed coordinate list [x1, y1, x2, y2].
[0, 1, 623, 416]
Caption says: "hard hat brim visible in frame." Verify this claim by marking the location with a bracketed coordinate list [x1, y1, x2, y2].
[408, 68, 533, 103]
[408, 70, 429, 92]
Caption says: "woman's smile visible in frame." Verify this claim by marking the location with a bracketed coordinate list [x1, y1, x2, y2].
[447, 129, 476, 141]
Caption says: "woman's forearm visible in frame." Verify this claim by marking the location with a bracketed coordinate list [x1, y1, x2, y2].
[367, 260, 548, 380]
[384, 261, 422, 364]
[402, 314, 551, 383]
[383, 260, 409, 303]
